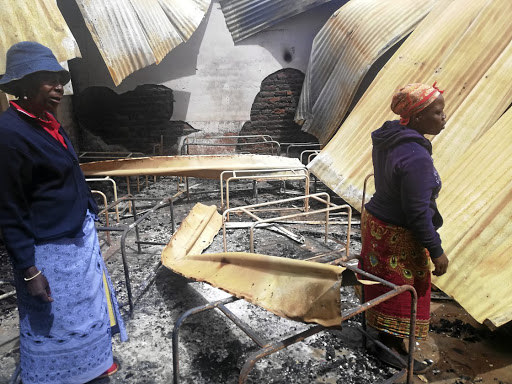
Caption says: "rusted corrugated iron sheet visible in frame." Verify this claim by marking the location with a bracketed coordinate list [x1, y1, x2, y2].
[219, 0, 334, 43]
[128, 0, 183, 64]
[80, 154, 303, 178]
[296, 0, 439, 145]
[309, 0, 512, 327]
[75, 0, 156, 86]
[75, 0, 211, 85]
[436, 108, 512, 329]
[0, 0, 81, 74]
[158, 0, 211, 41]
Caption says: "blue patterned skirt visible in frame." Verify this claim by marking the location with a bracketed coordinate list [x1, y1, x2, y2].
[13, 210, 127, 384]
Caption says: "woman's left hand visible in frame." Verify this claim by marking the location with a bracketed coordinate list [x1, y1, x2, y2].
[24, 266, 53, 302]
[432, 253, 449, 276]
[26, 273, 53, 302]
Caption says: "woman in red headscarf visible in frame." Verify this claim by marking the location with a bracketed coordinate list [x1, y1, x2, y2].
[359, 83, 449, 372]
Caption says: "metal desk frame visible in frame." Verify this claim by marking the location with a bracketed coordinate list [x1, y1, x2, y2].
[221, 192, 351, 256]
[220, 167, 310, 216]
[181, 135, 281, 156]
[172, 262, 417, 384]
[96, 195, 179, 313]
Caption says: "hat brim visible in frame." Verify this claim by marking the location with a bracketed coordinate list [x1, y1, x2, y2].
[0, 58, 70, 94]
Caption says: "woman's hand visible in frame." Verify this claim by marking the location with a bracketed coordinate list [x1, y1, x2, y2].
[432, 253, 449, 276]
[23, 266, 53, 302]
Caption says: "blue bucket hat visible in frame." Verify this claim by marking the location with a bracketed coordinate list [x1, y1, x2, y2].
[0, 41, 71, 95]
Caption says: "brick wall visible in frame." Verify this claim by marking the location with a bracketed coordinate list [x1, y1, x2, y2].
[239, 68, 318, 153]
[75, 84, 195, 155]
[76, 71, 318, 157]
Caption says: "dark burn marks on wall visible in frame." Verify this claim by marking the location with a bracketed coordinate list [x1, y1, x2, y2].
[75, 69, 316, 156]
[75, 84, 195, 155]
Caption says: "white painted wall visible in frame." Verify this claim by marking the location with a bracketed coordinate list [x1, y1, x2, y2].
[64, 0, 347, 133]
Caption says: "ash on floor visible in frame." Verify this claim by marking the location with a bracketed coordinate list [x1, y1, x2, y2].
[1, 176, 512, 384]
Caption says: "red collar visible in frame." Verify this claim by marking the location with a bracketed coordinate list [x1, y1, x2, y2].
[10, 101, 68, 148]
[10, 101, 53, 122]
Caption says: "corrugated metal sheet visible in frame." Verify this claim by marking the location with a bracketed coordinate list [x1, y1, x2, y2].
[75, 0, 211, 85]
[219, 0, 334, 43]
[296, 0, 439, 145]
[0, 0, 81, 74]
[435, 108, 512, 328]
[309, 0, 512, 327]
[158, 0, 211, 41]
[75, 0, 156, 86]
[129, 0, 182, 64]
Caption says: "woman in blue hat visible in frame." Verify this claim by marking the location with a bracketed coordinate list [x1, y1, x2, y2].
[0, 41, 127, 384]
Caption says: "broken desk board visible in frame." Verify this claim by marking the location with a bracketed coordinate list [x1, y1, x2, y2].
[161, 203, 376, 327]
[80, 154, 304, 179]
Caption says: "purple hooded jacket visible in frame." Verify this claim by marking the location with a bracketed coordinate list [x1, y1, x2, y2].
[365, 120, 444, 259]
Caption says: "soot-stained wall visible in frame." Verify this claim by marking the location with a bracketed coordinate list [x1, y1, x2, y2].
[59, 0, 347, 153]
[75, 69, 317, 156]
[183, 68, 318, 156]
[75, 84, 196, 155]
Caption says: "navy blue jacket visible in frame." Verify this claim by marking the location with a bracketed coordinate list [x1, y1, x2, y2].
[365, 120, 444, 259]
[0, 106, 98, 269]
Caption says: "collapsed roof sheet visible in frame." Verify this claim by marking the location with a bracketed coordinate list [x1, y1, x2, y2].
[75, 0, 211, 85]
[158, 0, 211, 41]
[219, 0, 334, 43]
[296, 0, 439, 144]
[80, 154, 304, 178]
[436, 107, 512, 329]
[0, 0, 81, 74]
[309, 0, 512, 327]
[127, 0, 183, 63]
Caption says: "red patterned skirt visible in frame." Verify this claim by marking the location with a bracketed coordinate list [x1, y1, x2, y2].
[358, 211, 431, 339]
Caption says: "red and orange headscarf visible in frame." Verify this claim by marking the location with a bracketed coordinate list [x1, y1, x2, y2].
[391, 82, 444, 125]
